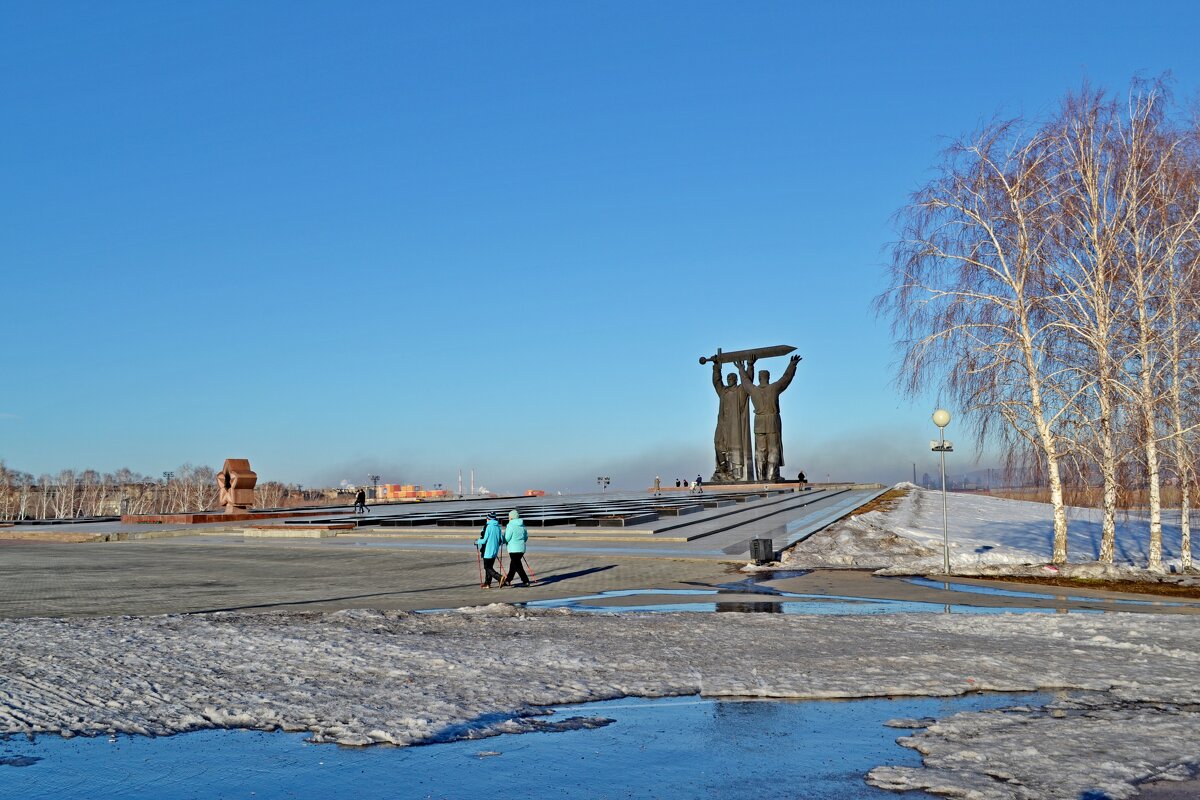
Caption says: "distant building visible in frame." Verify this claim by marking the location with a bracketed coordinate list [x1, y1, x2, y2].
[375, 483, 449, 501]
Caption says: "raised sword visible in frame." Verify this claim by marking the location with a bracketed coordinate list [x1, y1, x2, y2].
[698, 344, 797, 366]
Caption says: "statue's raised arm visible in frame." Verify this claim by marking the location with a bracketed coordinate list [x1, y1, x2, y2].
[776, 354, 802, 390]
[711, 359, 725, 393]
[735, 359, 753, 388]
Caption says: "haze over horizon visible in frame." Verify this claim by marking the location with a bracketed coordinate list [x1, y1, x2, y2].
[4, 2, 1198, 492]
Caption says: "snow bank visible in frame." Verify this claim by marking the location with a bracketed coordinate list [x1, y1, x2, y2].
[869, 700, 1200, 799]
[785, 485, 1193, 571]
[4, 607, 1200, 798]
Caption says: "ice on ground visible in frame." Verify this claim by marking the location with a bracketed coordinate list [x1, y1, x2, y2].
[4, 607, 1200, 798]
[785, 484, 1194, 572]
[868, 702, 1200, 799]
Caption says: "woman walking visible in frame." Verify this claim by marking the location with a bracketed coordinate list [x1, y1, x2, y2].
[476, 511, 503, 588]
[500, 509, 532, 587]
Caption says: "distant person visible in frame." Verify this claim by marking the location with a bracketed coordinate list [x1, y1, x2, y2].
[476, 512, 503, 588]
[353, 488, 368, 514]
[675, 478, 681, 488]
[798, 470, 808, 488]
[653, 476, 662, 496]
[694, 474, 703, 493]
[501, 509, 531, 587]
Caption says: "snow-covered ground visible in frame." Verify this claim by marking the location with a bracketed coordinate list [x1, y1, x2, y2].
[785, 483, 1192, 574]
[4, 606, 1200, 798]
[7, 488, 1200, 798]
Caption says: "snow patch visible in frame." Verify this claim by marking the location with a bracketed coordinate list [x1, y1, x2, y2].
[5, 608, 1200, 798]
[785, 485, 1200, 573]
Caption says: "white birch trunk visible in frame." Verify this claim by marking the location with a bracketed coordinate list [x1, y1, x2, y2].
[1018, 313, 1070, 563]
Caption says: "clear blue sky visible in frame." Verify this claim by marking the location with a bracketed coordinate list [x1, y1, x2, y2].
[3, 1, 1198, 492]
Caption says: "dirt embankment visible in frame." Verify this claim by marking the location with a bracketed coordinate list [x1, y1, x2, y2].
[985, 574, 1200, 600]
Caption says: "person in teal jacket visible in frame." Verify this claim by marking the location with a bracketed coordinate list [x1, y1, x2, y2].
[501, 509, 532, 587]
[476, 512, 503, 588]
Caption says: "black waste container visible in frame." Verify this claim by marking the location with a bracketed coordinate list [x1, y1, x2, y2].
[749, 537, 775, 565]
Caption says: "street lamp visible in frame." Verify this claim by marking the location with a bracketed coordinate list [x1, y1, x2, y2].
[596, 476, 610, 492]
[368, 474, 380, 499]
[162, 471, 174, 483]
[930, 409, 953, 574]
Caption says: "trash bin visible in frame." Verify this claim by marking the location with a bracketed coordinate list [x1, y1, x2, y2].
[749, 537, 774, 565]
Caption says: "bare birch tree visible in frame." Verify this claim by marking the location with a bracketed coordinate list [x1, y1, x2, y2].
[885, 77, 1200, 569]
[880, 119, 1074, 563]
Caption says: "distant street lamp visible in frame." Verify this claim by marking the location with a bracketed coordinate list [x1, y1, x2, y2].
[596, 476, 610, 492]
[931, 409, 954, 574]
[368, 474, 381, 499]
[160, 471, 175, 514]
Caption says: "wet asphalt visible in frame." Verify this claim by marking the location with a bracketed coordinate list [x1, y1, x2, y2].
[2, 537, 1198, 619]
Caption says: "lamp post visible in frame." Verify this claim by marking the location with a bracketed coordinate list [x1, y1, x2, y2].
[596, 476, 610, 492]
[161, 471, 174, 514]
[931, 409, 953, 574]
[368, 474, 380, 500]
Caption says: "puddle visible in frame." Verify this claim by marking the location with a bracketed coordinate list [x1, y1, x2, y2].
[903, 577, 1189, 608]
[0, 692, 1052, 799]
[518, 589, 1095, 615]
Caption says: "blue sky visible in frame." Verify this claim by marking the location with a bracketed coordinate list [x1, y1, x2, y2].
[3, 1, 1199, 492]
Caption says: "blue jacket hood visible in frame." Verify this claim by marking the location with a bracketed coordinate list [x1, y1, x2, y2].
[476, 518, 502, 558]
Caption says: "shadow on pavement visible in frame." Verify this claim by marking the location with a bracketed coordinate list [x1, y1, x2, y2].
[533, 565, 617, 586]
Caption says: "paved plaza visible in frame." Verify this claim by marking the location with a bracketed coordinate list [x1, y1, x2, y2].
[3, 535, 1198, 620]
[2, 484, 888, 557]
[5, 483, 1199, 620]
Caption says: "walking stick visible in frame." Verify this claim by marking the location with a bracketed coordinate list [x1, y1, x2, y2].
[522, 553, 539, 584]
[475, 545, 484, 587]
[496, 541, 507, 587]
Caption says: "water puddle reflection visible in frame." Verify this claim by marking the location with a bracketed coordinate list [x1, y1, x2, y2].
[519, 589, 1091, 615]
[0, 692, 1053, 799]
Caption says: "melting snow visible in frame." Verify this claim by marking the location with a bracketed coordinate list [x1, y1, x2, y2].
[4, 606, 1200, 797]
[786, 483, 1194, 573]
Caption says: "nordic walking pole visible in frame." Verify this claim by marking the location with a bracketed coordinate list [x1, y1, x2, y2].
[497, 540, 507, 587]
[522, 553, 539, 584]
[475, 544, 484, 587]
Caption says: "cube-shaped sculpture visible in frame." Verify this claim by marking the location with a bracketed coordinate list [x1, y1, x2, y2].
[217, 458, 257, 512]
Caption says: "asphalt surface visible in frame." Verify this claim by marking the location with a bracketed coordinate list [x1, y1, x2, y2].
[3, 536, 1198, 619]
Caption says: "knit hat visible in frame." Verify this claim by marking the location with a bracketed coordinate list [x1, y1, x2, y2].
[486, 511, 497, 520]
[509, 509, 520, 521]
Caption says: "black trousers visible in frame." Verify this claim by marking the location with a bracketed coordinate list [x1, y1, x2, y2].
[482, 556, 502, 586]
[505, 553, 530, 585]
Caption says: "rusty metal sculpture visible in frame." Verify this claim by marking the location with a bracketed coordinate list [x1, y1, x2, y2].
[216, 458, 257, 513]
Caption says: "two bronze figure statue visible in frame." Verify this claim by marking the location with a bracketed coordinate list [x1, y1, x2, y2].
[702, 345, 801, 483]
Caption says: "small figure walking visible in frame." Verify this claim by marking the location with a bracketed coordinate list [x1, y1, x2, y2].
[653, 476, 662, 496]
[798, 470, 808, 488]
[353, 488, 369, 514]
[500, 509, 531, 587]
[476, 512, 503, 588]
[693, 474, 704, 493]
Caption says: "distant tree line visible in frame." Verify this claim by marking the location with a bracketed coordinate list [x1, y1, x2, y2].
[879, 77, 1200, 569]
[0, 461, 318, 520]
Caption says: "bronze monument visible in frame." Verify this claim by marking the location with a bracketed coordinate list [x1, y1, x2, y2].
[709, 358, 754, 482]
[701, 345, 801, 483]
[217, 458, 257, 512]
